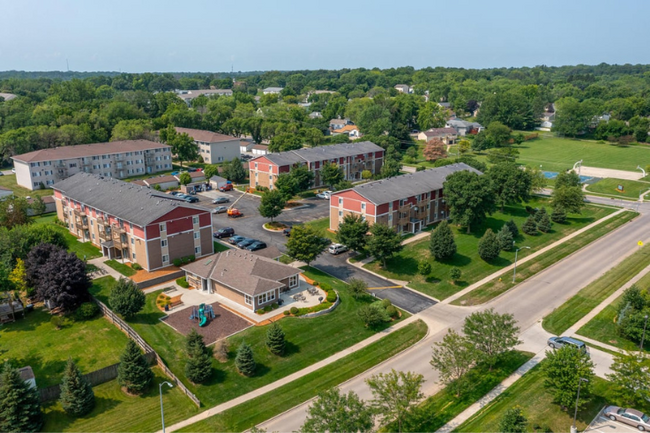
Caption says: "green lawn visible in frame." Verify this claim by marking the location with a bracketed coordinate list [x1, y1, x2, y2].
[213, 241, 231, 252]
[31, 213, 102, 260]
[542, 244, 650, 335]
[178, 320, 428, 432]
[0, 174, 54, 199]
[304, 217, 336, 241]
[586, 178, 650, 199]
[0, 305, 129, 387]
[388, 351, 533, 433]
[457, 362, 650, 433]
[365, 198, 615, 300]
[43, 368, 199, 432]
[90, 267, 410, 408]
[104, 259, 137, 277]
[454, 211, 639, 305]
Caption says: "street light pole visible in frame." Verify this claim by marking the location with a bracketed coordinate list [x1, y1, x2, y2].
[512, 246, 531, 283]
[641, 314, 649, 352]
[159, 381, 173, 433]
[571, 378, 589, 433]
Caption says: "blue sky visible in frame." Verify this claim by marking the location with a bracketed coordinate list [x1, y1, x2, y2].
[1, 0, 648, 72]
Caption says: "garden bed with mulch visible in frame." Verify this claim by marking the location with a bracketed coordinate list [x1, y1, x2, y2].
[160, 302, 252, 345]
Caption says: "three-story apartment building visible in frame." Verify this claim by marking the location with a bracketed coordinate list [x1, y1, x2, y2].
[12, 140, 172, 190]
[53, 173, 213, 271]
[174, 127, 241, 164]
[329, 163, 481, 234]
[249, 141, 384, 190]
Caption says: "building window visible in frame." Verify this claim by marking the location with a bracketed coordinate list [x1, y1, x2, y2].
[162, 254, 169, 264]
[132, 252, 136, 259]
[338, 198, 343, 205]
[160, 223, 166, 232]
[257, 290, 275, 305]
[161, 239, 168, 247]
[92, 233, 95, 240]
[289, 275, 299, 288]
[338, 210, 342, 217]
[194, 246, 201, 255]
[361, 202, 365, 210]
[244, 294, 252, 305]
[399, 199, 406, 206]
[193, 216, 199, 224]
[194, 231, 200, 239]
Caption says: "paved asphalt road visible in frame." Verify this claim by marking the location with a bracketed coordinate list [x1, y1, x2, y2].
[260, 208, 650, 431]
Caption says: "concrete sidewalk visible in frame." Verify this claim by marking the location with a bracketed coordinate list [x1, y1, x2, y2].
[161, 315, 421, 433]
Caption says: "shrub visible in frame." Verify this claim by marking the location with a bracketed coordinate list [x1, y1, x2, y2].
[522, 216, 538, 235]
[283, 310, 290, 316]
[271, 302, 279, 310]
[326, 290, 337, 303]
[318, 282, 331, 292]
[176, 277, 190, 288]
[525, 205, 536, 215]
[173, 258, 182, 267]
[478, 229, 500, 261]
[51, 316, 64, 329]
[381, 298, 392, 309]
[189, 255, 196, 262]
[418, 260, 432, 276]
[450, 267, 462, 282]
[256, 309, 264, 315]
[131, 263, 143, 271]
[74, 302, 99, 321]
[181, 256, 191, 265]
[290, 306, 299, 315]
[386, 305, 399, 319]
[551, 207, 567, 224]
[214, 340, 229, 363]
[348, 278, 368, 300]
[357, 304, 390, 328]
[263, 305, 272, 313]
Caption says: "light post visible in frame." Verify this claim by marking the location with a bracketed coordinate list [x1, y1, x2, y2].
[512, 246, 530, 283]
[159, 381, 173, 433]
[571, 378, 589, 433]
[641, 314, 649, 352]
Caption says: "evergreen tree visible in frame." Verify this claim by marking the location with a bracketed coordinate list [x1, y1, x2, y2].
[534, 207, 548, 223]
[478, 229, 501, 261]
[522, 216, 538, 235]
[499, 406, 528, 433]
[184, 330, 212, 384]
[505, 219, 519, 238]
[109, 278, 145, 318]
[429, 220, 457, 260]
[59, 359, 95, 417]
[496, 225, 514, 251]
[0, 363, 43, 432]
[235, 342, 256, 376]
[117, 340, 153, 394]
[537, 211, 552, 233]
[551, 207, 567, 223]
[265, 322, 286, 356]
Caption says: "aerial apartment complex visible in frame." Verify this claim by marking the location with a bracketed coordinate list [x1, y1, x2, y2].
[11, 140, 172, 190]
[53, 173, 213, 271]
[330, 163, 481, 234]
[249, 141, 384, 190]
[174, 127, 241, 164]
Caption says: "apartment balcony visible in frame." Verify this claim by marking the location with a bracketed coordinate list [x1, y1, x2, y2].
[98, 228, 111, 241]
[75, 217, 89, 229]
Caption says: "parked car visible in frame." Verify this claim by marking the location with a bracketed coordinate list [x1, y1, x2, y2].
[604, 407, 650, 430]
[212, 206, 228, 214]
[171, 171, 180, 176]
[246, 241, 267, 251]
[212, 197, 229, 204]
[237, 238, 257, 249]
[169, 191, 182, 196]
[228, 235, 246, 245]
[213, 227, 235, 238]
[316, 191, 332, 199]
[187, 167, 198, 172]
[283, 227, 292, 236]
[219, 183, 233, 192]
[184, 196, 199, 203]
[11, 168, 16, 173]
[328, 243, 348, 255]
[547, 336, 587, 352]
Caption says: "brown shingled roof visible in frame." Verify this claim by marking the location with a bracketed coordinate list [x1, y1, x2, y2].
[175, 127, 238, 144]
[11, 140, 170, 163]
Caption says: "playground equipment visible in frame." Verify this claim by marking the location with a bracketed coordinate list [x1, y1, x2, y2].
[189, 303, 216, 327]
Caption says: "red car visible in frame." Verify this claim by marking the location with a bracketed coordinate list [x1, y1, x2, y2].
[219, 184, 233, 192]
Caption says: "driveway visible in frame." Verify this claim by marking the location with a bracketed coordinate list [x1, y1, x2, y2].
[371, 287, 437, 314]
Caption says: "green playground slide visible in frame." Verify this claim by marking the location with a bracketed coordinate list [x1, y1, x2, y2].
[199, 303, 207, 327]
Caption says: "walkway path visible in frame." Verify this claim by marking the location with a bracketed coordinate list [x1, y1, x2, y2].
[161, 315, 421, 433]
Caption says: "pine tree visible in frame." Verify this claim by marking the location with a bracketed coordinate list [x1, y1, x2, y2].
[265, 322, 286, 356]
[505, 219, 519, 238]
[117, 340, 153, 394]
[499, 406, 528, 433]
[429, 220, 457, 261]
[537, 211, 552, 233]
[496, 225, 514, 251]
[236, 342, 256, 376]
[478, 229, 501, 261]
[534, 207, 548, 223]
[0, 363, 43, 432]
[184, 330, 212, 384]
[522, 216, 538, 235]
[59, 359, 95, 417]
[551, 207, 567, 223]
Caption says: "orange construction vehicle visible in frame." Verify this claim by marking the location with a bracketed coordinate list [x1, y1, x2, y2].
[227, 189, 247, 218]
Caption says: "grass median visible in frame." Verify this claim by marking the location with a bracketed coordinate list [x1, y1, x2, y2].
[452, 210, 638, 306]
[542, 242, 650, 335]
[178, 319, 428, 432]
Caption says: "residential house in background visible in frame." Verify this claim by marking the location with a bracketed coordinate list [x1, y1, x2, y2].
[11, 140, 172, 190]
[240, 139, 256, 153]
[417, 127, 458, 144]
[538, 111, 555, 131]
[175, 89, 233, 105]
[175, 127, 241, 164]
[262, 87, 283, 94]
[26, 196, 56, 215]
[182, 250, 301, 311]
[394, 84, 413, 94]
[0, 92, 17, 101]
[332, 124, 361, 138]
[249, 141, 384, 190]
[329, 118, 351, 132]
[329, 163, 481, 234]
[309, 111, 323, 119]
[251, 144, 269, 156]
[445, 119, 484, 136]
[53, 173, 213, 271]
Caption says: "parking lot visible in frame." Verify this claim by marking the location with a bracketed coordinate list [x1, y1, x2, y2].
[585, 414, 640, 432]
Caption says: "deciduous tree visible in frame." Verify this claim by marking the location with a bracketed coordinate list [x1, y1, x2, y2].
[258, 189, 286, 222]
[443, 171, 495, 233]
[366, 369, 425, 433]
[542, 346, 594, 410]
[551, 186, 584, 214]
[320, 162, 344, 189]
[179, 172, 192, 185]
[336, 214, 369, 253]
[487, 163, 532, 212]
[430, 329, 475, 396]
[423, 138, 447, 162]
[499, 407, 528, 433]
[347, 278, 368, 300]
[366, 223, 402, 268]
[301, 388, 375, 433]
[606, 351, 650, 407]
[109, 278, 145, 318]
[0, 197, 31, 229]
[462, 309, 522, 369]
[285, 225, 329, 267]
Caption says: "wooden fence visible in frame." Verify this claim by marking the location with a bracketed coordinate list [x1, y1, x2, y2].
[95, 299, 201, 407]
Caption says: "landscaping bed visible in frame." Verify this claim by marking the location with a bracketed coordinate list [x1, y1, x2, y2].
[263, 221, 288, 231]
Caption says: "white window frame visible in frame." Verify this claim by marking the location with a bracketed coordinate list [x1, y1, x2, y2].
[194, 246, 201, 255]
[161, 239, 168, 247]
[162, 254, 169, 264]
[257, 290, 276, 305]
[193, 216, 199, 224]
[194, 231, 200, 239]
[289, 275, 299, 288]
[245, 294, 253, 305]
[160, 223, 166, 232]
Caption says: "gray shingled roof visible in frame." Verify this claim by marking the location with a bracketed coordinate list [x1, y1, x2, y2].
[52, 173, 201, 226]
[347, 163, 481, 205]
[259, 141, 383, 166]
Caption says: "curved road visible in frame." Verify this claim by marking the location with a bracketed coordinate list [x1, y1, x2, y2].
[261, 200, 650, 432]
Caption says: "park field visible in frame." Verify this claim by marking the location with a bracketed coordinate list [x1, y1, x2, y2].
[586, 178, 650, 199]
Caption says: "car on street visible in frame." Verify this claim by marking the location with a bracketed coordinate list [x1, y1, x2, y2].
[212, 206, 228, 214]
[236, 238, 257, 249]
[604, 406, 650, 431]
[547, 336, 587, 352]
[245, 241, 267, 251]
[328, 243, 348, 255]
[213, 227, 235, 239]
[283, 227, 292, 236]
[228, 235, 246, 245]
[212, 197, 230, 204]
[316, 191, 332, 199]
[219, 183, 234, 192]
[184, 196, 199, 203]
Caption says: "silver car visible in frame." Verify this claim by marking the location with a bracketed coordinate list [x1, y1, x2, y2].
[212, 206, 228, 214]
[547, 336, 587, 352]
[604, 406, 650, 431]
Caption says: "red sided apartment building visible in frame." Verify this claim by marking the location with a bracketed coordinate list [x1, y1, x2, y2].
[249, 141, 384, 190]
[330, 163, 480, 234]
[53, 172, 213, 271]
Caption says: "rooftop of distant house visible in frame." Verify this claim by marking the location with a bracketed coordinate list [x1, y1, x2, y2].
[11, 140, 169, 163]
[175, 127, 238, 144]
[0, 92, 17, 101]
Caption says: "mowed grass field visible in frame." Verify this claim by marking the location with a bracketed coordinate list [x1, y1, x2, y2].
[586, 178, 650, 199]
